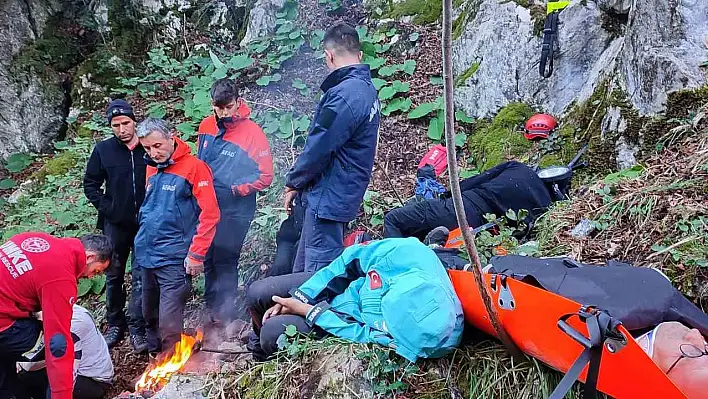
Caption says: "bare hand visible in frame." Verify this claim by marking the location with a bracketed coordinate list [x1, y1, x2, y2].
[262, 303, 283, 323]
[284, 187, 298, 216]
[272, 296, 313, 317]
[184, 256, 204, 276]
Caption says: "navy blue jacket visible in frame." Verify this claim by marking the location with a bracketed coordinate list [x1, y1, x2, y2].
[286, 64, 380, 222]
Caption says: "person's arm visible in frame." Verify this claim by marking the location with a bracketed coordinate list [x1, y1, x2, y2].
[233, 127, 274, 196]
[186, 162, 221, 263]
[289, 241, 390, 304]
[83, 147, 107, 211]
[39, 281, 77, 399]
[285, 94, 355, 190]
[304, 302, 394, 346]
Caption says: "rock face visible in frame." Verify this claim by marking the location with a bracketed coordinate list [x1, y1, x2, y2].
[240, 0, 287, 47]
[453, 0, 708, 119]
[0, 0, 67, 160]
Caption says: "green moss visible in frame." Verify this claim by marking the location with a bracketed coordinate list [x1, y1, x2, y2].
[107, 0, 154, 60]
[539, 154, 563, 168]
[467, 102, 536, 170]
[388, 0, 442, 24]
[454, 62, 479, 87]
[71, 50, 133, 108]
[665, 85, 708, 119]
[531, 4, 547, 36]
[31, 151, 78, 182]
[452, 0, 482, 40]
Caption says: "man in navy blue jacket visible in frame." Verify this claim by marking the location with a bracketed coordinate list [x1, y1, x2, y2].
[284, 23, 380, 273]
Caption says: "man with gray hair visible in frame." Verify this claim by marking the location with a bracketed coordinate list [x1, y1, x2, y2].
[133, 118, 220, 354]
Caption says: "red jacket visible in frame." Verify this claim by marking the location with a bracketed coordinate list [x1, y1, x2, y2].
[0, 232, 84, 399]
[135, 137, 221, 268]
[197, 103, 273, 216]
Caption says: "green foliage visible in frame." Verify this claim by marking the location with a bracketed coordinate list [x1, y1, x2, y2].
[388, 0, 443, 24]
[253, 110, 310, 139]
[461, 210, 534, 265]
[32, 151, 79, 182]
[378, 80, 411, 101]
[0, 179, 16, 190]
[319, 0, 344, 13]
[256, 73, 283, 86]
[408, 97, 442, 119]
[603, 164, 644, 184]
[378, 60, 416, 77]
[382, 98, 413, 116]
[455, 62, 480, 87]
[356, 346, 418, 394]
[467, 102, 535, 170]
[291, 79, 310, 96]
[253, 205, 288, 228]
[363, 191, 398, 226]
[3, 153, 34, 174]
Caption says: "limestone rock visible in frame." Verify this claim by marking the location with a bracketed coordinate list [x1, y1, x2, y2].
[239, 0, 287, 47]
[615, 136, 638, 170]
[310, 347, 373, 399]
[0, 0, 67, 160]
[453, 0, 708, 118]
[151, 375, 206, 399]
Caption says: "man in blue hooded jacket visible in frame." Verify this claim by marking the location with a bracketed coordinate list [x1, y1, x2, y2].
[245, 238, 464, 362]
[284, 22, 381, 273]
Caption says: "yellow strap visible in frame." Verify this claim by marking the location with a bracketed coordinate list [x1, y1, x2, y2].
[546, 0, 570, 14]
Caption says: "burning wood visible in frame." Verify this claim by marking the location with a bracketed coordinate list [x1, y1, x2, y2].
[134, 330, 204, 395]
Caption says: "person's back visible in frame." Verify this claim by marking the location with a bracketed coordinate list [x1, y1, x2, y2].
[71, 305, 113, 383]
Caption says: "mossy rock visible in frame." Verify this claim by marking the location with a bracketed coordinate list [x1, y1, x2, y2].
[31, 151, 78, 182]
[467, 102, 536, 170]
[455, 62, 480, 87]
[71, 50, 133, 109]
[452, 0, 482, 40]
[107, 0, 154, 60]
[388, 0, 442, 24]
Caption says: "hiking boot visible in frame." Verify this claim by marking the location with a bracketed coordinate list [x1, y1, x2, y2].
[104, 326, 125, 349]
[131, 333, 149, 354]
[424, 226, 450, 247]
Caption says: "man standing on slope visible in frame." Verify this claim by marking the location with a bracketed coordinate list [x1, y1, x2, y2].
[197, 78, 273, 326]
[134, 118, 220, 354]
[0, 232, 113, 399]
[284, 22, 380, 273]
[83, 99, 148, 353]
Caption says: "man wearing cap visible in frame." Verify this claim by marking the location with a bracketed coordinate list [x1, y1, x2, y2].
[245, 238, 463, 362]
[83, 99, 148, 353]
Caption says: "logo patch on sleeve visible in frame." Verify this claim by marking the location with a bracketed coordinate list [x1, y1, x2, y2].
[368, 270, 382, 290]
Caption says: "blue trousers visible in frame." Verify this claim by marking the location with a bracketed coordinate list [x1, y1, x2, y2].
[292, 206, 345, 273]
[204, 213, 252, 322]
[142, 264, 192, 353]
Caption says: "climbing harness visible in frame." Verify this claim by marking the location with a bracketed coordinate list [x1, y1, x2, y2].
[539, 0, 570, 78]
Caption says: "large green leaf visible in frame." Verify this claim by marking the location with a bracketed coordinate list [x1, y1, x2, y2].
[363, 56, 387, 70]
[77, 278, 92, 297]
[378, 86, 397, 101]
[294, 116, 311, 132]
[309, 30, 325, 49]
[147, 103, 167, 119]
[402, 60, 417, 75]
[209, 49, 225, 69]
[91, 275, 106, 295]
[0, 179, 16, 189]
[371, 78, 387, 90]
[455, 110, 475, 123]
[381, 98, 412, 116]
[291, 79, 307, 90]
[276, 21, 295, 34]
[377, 65, 398, 77]
[391, 80, 410, 92]
[228, 54, 254, 70]
[427, 115, 444, 140]
[408, 102, 438, 119]
[455, 132, 468, 147]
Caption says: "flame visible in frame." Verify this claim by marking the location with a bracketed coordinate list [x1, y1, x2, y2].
[134, 330, 203, 393]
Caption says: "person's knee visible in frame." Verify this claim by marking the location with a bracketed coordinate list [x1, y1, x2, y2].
[259, 318, 288, 356]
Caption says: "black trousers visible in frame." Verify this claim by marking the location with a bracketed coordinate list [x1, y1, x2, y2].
[383, 194, 489, 240]
[0, 319, 45, 399]
[103, 222, 144, 336]
[142, 264, 192, 353]
[245, 272, 325, 361]
[17, 370, 109, 399]
[204, 213, 252, 322]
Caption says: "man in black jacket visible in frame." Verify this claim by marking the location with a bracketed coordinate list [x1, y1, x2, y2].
[383, 161, 552, 240]
[83, 99, 148, 353]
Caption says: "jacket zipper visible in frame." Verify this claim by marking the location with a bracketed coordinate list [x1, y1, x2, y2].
[130, 150, 137, 214]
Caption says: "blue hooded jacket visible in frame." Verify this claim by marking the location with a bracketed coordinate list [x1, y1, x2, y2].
[290, 238, 464, 362]
[285, 64, 380, 222]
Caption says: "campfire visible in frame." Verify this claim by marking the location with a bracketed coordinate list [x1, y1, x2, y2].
[134, 330, 204, 396]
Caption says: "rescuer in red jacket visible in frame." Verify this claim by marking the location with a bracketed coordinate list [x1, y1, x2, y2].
[0, 232, 113, 399]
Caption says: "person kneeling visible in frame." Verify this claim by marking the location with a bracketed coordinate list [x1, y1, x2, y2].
[246, 238, 464, 362]
[17, 305, 114, 399]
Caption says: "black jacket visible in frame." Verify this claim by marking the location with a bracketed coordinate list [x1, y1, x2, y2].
[83, 136, 147, 229]
[456, 161, 552, 225]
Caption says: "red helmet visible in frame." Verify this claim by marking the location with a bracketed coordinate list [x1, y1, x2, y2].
[524, 113, 557, 140]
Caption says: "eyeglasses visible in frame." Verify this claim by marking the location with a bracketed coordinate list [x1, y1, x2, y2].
[666, 343, 708, 374]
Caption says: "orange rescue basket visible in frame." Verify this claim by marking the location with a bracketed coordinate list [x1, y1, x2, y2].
[447, 269, 690, 399]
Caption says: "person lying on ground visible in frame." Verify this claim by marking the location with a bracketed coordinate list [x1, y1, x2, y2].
[636, 321, 707, 399]
[16, 305, 114, 399]
[197, 78, 273, 327]
[0, 232, 113, 399]
[245, 238, 463, 361]
[83, 98, 148, 353]
[134, 118, 220, 356]
[284, 22, 380, 273]
[383, 161, 552, 241]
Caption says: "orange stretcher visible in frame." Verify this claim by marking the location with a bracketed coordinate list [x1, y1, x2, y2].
[447, 269, 690, 399]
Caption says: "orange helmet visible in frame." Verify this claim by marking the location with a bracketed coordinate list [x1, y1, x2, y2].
[524, 113, 557, 140]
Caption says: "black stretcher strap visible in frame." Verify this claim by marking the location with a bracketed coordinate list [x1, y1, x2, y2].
[539, 11, 560, 78]
[549, 307, 614, 399]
